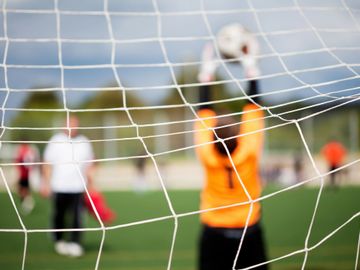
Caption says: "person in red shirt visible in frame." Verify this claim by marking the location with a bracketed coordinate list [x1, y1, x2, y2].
[195, 24, 268, 270]
[16, 142, 38, 214]
[321, 140, 347, 187]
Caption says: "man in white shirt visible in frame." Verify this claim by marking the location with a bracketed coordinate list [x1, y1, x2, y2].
[41, 115, 94, 257]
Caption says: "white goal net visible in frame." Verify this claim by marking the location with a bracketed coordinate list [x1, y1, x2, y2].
[0, 0, 359, 269]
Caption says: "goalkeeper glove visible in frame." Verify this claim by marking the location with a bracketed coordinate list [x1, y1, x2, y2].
[198, 43, 218, 83]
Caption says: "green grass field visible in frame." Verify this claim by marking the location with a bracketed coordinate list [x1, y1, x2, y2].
[0, 186, 359, 270]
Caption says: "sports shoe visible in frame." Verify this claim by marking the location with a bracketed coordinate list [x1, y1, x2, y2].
[21, 196, 35, 215]
[54, 240, 69, 256]
[67, 242, 84, 257]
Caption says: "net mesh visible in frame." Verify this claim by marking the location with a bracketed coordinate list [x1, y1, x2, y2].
[0, 0, 359, 269]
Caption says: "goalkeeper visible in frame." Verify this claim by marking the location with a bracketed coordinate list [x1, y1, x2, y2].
[195, 24, 268, 270]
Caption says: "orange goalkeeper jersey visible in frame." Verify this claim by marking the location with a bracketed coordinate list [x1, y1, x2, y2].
[195, 104, 265, 228]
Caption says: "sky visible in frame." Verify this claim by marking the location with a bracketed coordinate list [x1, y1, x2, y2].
[0, 0, 360, 117]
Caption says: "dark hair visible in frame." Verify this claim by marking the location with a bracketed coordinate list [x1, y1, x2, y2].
[213, 115, 240, 155]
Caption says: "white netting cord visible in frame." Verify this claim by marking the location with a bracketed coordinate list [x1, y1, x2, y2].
[249, 1, 357, 269]
[105, 1, 180, 269]
[150, 0, 213, 268]
[1, 1, 29, 270]
[355, 232, 360, 270]
[240, 211, 360, 270]
[0, 168, 28, 270]
[1, 158, 359, 269]
[2, 88, 360, 174]
[293, 0, 360, 97]
[0, 46, 360, 72]
[260, 3, 357, 269]
[0, 62, 358, 98]
[248, 2, 335, 102]
[198, 3, 263, 268]
[0, 153, 359, 270]
[59, 1, 107, 269]
[293, 121, 324, 270]
[2, 6, 358, 16]
[3, 80, 360, 116]
[0, 86, 359, 180]
[1, 153, 359, 234]
[201, 0, 358, 269]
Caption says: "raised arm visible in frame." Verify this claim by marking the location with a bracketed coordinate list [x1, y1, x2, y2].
[194, 43, 219, 166]
[236, 77, 264, 160]
[197, 42, 218, 111]
[247, 79, 261, 105]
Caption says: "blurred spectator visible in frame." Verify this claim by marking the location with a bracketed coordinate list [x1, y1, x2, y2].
[278, 163, 296, 187]
[321, 140, 347, 187]
[133, 155, 148, 193]
[15, 140, 39, 214]
[293, 153, 304, 183]
[41, 115, 95, 257]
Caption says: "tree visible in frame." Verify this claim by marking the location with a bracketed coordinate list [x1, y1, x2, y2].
[78, 85, 145, 158]
[10, 90, 62, 153]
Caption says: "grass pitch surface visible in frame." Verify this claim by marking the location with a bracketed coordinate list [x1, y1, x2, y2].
[0, 185, 358, 270]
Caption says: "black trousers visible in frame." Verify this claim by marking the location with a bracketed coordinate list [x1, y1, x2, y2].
[329, 164, 340, 186]
[52, 192, 84, 243]
[199, 223, 268, 270]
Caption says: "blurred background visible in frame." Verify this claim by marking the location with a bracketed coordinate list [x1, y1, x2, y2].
[0, 0, 359, 188]
[0, 0, 359, 269]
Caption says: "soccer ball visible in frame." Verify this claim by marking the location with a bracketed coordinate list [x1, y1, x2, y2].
[216, 23, 259, 61]
[216, 23, 260, 77]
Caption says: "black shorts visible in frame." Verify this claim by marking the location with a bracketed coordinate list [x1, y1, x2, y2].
[18, 178, 30, 189]
[199, 223, 268, 270]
